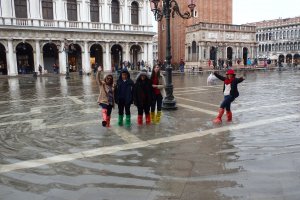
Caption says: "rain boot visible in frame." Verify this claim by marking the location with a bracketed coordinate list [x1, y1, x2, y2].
[213, 108, 225, 124]
[146, 114, 151, 125]
[102, 109, 108, 127]
[150, 112, 155, 124]
[226, 111, 232, 122]
[137, 115, 143, 125]
[125, 115, 131, 127]
[118, 115, 124, 126]
[106, 116, 111, 127]
[155, 111, 162, 124]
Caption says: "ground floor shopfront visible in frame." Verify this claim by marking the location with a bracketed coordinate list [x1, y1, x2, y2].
[0, 29, 154, 76]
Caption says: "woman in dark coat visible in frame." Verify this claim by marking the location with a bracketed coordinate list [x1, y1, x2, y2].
[213, 69, 244, 123]
[115, 69, 134, 127]
[133, 70, 153, 125]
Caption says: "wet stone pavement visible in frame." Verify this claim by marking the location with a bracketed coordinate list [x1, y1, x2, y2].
[0, 70, 300, 200]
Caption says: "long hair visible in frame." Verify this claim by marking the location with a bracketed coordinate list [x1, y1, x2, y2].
[150, 64, 160, 83]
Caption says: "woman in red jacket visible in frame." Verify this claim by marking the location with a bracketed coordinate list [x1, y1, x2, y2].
[213, 69, 244, 123]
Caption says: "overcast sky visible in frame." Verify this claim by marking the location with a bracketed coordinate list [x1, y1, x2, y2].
[233, 0, 300, 24]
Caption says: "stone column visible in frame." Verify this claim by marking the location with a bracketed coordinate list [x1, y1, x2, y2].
[103, 0, 109, 23]
[7, 40, 18, 76]
[148, 43, 153, 67]
[124, 0, 128, 24]
[143, 43, 148, 63]
[83, 41, 91, 73]
[34, 40, 41, 73]
[124, 43, 130, 62]
[58, 41, 67, 74]
[104, 42, 111, 71]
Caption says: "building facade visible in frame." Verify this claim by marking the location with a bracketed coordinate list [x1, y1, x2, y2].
[0, 0, 155, 76]
[247, 17, 300, 65]
[157, 0, 232, 65]
[185, 22, 257, 69]
[152, 34, 158, 65]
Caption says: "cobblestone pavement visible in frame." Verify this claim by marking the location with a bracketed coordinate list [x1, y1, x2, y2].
[0, 70, 300, 200]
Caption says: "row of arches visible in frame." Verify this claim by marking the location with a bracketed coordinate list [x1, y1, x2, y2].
[0, 42, 143, 75]
[259, 42, 300, 52]
[15, 0, 140, 25]
[256, 29, 300, 41]
[187, 41, 250, 65]
[278, 54, 300, 64]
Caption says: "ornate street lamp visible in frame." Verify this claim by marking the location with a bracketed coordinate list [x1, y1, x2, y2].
[150, 0, 195, 109]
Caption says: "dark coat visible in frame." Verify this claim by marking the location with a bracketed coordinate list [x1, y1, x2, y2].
[133, 72, 153, 107]
[214, 72, 244, 99]
[115, 70, 134, 105]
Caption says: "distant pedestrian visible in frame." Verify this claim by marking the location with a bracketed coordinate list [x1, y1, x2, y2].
[38, 65, 42, 75]
[115, 69, 134, 127]
[133, 70, 153, 125]
[150, 65, 166, 124]
[96, 66, 115, 127]
[179, 59, 185, 72]
[212, 69, 244, 123]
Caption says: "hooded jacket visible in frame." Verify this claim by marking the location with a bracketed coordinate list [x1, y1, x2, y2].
[213, 72, 244, 99]
[133, 71, 153, 107]
[96, 71, 115, 107]
[115, 69, 134, 105]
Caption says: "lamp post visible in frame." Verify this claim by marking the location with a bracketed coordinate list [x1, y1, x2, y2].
[150, 0, 195, 110]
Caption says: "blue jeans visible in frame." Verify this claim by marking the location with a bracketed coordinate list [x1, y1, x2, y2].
[220, 95, 234, 111]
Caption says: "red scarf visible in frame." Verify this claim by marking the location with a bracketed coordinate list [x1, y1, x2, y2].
[224, 77, 234, 85]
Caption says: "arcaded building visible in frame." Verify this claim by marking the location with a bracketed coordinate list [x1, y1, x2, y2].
[185, 22, 257, 69]
[157, 0, 232, 65]
[247, 17, 300, 65]
[0, 0, 155, 76]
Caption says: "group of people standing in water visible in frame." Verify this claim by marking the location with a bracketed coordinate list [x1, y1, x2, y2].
[96, 65, 165, 127]
[96, 66, 244, 127]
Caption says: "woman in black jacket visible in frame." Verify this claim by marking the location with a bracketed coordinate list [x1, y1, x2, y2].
[133, 70, 153, 125]
[115, 69, 134, 127]
[213, 69, 244, 123]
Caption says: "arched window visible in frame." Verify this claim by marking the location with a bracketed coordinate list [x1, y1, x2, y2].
[15, 0, 28, 18]
[259, 45, 261, 52]
[67, 0, 77, 21]
[291, 30, 294, 38]
[131, 2, 139, 25]
[90, 0, 99, 22]
[259, 34, 262, 41]
[269, 33, 272, 40]
[42, 0, 53, 20]
[266, 33, 269, 41]
[256, 35, 258, 41]
[269, 44, 271, 51]
[111, 0, 120, 24]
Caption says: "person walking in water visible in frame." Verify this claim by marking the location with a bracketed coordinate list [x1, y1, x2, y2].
[96, 66, 115, 127]
[150, 64, 166, 124]
[213, 69, 244, 123]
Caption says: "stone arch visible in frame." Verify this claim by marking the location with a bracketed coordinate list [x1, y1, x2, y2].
[43, 42, 59, 73]
[16, 42, 34, 74]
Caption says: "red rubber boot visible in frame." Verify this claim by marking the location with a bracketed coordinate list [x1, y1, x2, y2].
[213, 108, 225, 124]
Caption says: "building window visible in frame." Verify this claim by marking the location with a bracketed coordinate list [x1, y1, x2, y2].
[67, 0, 77, 21]
[131, 2, 139, 25]
[15, 0, 27, 18]
[42, 0, 53, 20]
[90, 0, 99, 22]
[111, 0, 120, 24]
[192, 41, 197, 61]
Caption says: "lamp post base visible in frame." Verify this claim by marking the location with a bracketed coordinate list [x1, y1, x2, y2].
[162, 98, 177, 110]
